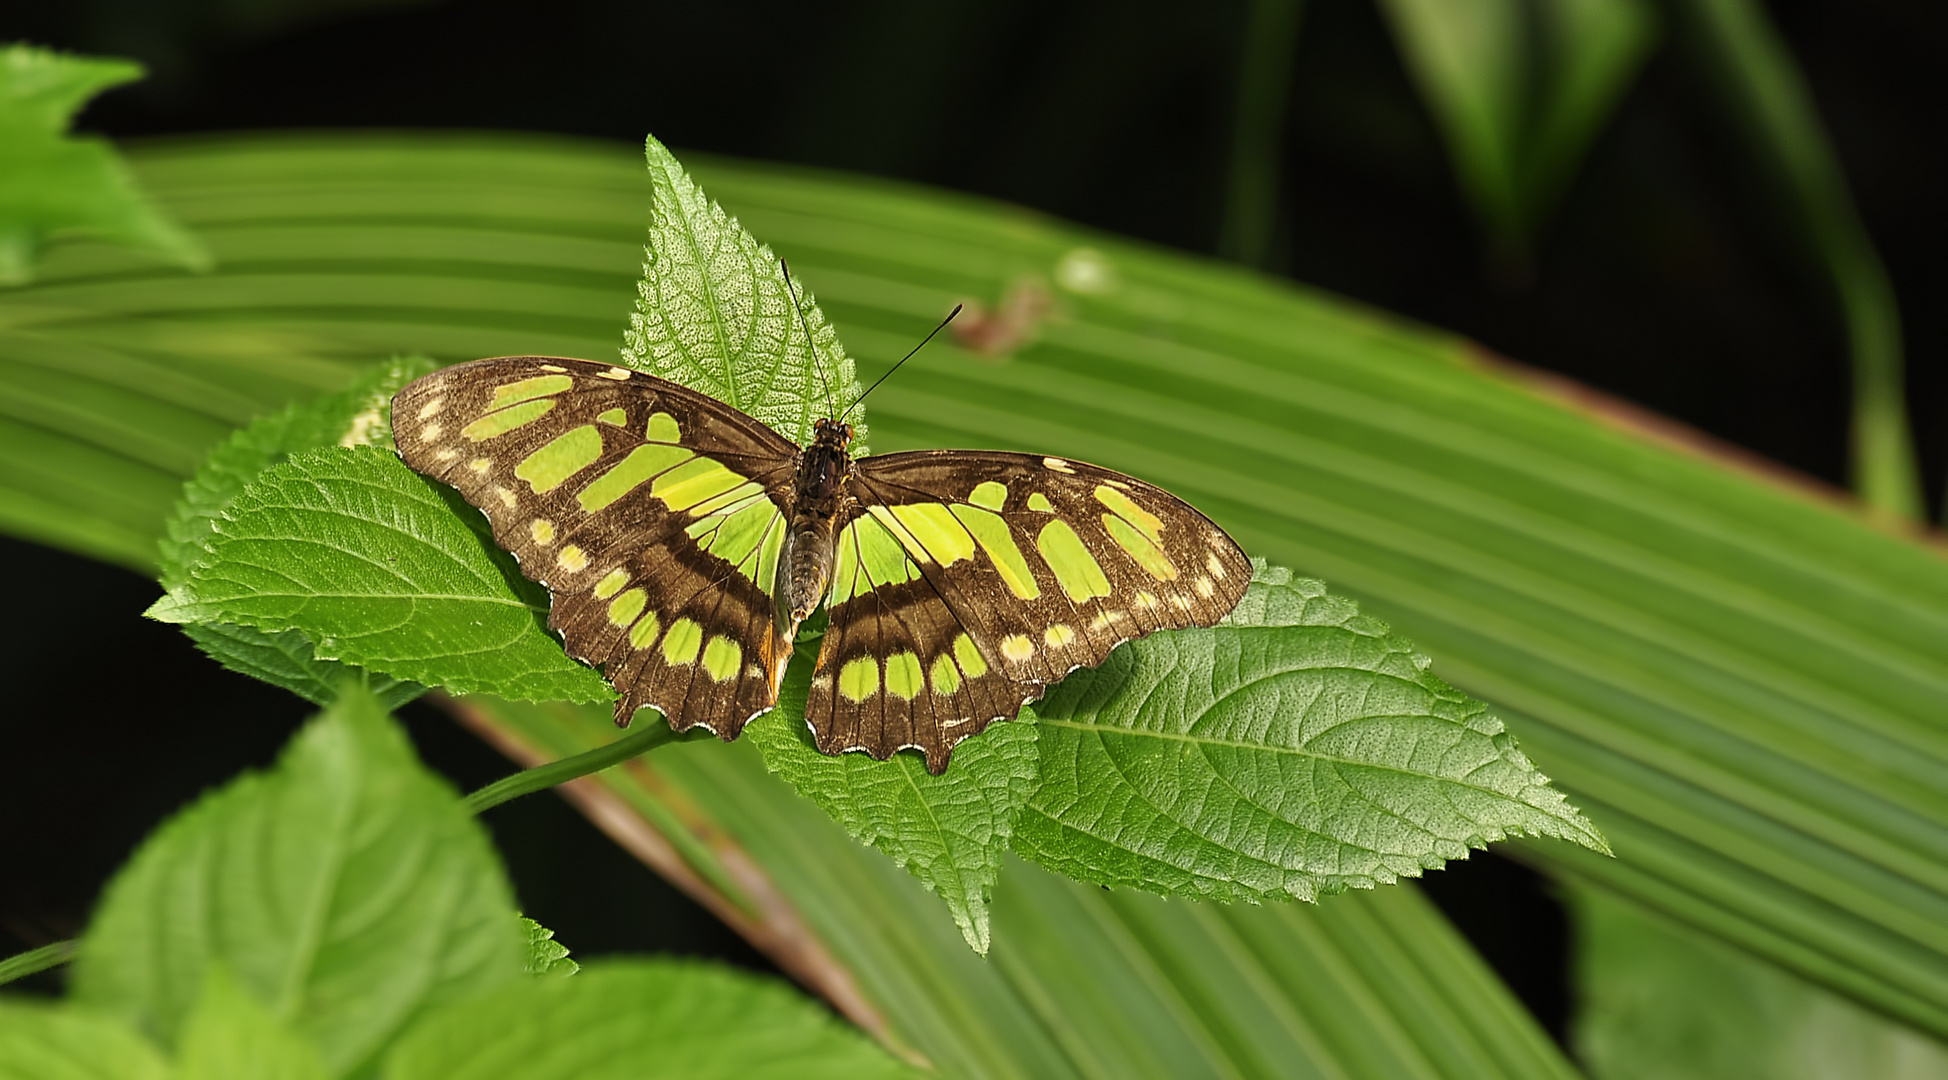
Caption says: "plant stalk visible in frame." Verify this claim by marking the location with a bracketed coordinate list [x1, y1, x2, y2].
[0, 940, 76, 987]
[1679, 0, 1923, 522]
[1218, 0, 1305, 269]
[465, 719, 690, 814]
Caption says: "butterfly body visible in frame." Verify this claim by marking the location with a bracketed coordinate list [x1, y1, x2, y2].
[393, 356, 1249, 774]
[778, 418, 854, 629]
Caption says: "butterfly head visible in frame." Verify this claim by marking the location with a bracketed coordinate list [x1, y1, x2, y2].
[812, 417, 853, 451]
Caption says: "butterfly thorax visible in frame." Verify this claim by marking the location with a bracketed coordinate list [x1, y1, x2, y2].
[776, 419, 855, 628]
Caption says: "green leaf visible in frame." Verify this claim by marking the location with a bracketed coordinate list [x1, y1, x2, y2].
[0, 1002, 173, 1080]
[0, 45, 208, 285]
[146, 445, 609, 704]
[745, 636, 1039, 955]
[518, 918, 578, 978]
[179, 623, 427, 711]
[161, 357, 434, 706]
[160, 356, 434, 587]
[383, 958, 919, 1080]
[1376, 0, 1657, 249]
[625, 135, 866, 449]
[1570, 886, 1948, 1079]
[1015, 563, 1606, 901]
[70, 686, 529, 1076]
[177, 968, 329, 1080]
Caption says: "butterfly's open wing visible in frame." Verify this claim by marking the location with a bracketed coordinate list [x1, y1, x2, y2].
[393, 356, 800, 737]
[816, 450, 1252, 773]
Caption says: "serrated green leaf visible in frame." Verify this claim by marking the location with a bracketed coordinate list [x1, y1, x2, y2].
[0, 45, 208, 285]
[0, 1002, 174, 1080]
[518, 917, 578, 978]
[178, 968, 329, 1080]
[1014, 563, 1607, 901]
[383, 958, 918, 1080]
[160, 357, 435, 706]
[161, 356, 435, 587]
[746, 638, 1039, 955]
[71, 687, 529, 1076]
[146, 445, 608, 704]
[179, 622, 425, 711]
[624, 136, 866, 449]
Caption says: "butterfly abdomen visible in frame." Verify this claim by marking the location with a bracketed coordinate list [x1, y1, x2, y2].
[776, 428, 854, 626]
[776, 512, 837, 628]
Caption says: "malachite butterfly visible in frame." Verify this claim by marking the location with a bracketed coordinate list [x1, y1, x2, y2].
[392, 356, 1250, 773]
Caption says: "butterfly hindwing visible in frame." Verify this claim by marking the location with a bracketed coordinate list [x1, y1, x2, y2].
[807, 509, 1028, 770]
[817, 450, 1253, 772]
[391, 356, 799, 736]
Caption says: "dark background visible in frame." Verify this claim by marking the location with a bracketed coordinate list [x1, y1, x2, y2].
[5, 0, 1942, 1050]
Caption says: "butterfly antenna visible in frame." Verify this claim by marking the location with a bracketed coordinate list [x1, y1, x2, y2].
[842, 303, 963, 422]
[781, 259, 837, 420]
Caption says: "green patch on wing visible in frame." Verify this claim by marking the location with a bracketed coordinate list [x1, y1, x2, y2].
[828, 512, 920, 605]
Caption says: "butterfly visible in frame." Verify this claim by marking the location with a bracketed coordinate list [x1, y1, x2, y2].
[391, 355, 1250, 773]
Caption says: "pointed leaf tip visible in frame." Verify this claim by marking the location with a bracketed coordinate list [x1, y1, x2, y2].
[626, 134, 866, 449]
[1014, 564, 1607, 902]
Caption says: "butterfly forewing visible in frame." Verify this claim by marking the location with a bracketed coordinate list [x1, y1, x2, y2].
[392, 356, 800, 736]
[821, 449, 1252, 773]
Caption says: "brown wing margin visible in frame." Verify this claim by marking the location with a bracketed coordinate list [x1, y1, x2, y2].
[391, 355, 799, 737]
[813, 449, 1251, 773]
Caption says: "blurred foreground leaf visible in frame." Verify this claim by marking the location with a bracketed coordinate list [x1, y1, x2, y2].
[385, 959, 918, 1080]
[71, 687, 529, 1075]
[0, 45, 208, 285]
[177, 967, 330, 1080]
[0, 1001, 173, 1080]
[1377, 0, 1657, 257]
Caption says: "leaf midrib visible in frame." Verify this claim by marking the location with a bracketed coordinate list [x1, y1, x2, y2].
[1031, 716, 1578, 831]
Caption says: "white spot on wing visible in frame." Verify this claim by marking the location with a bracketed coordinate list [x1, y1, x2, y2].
[1043, 457, 1075, 474]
